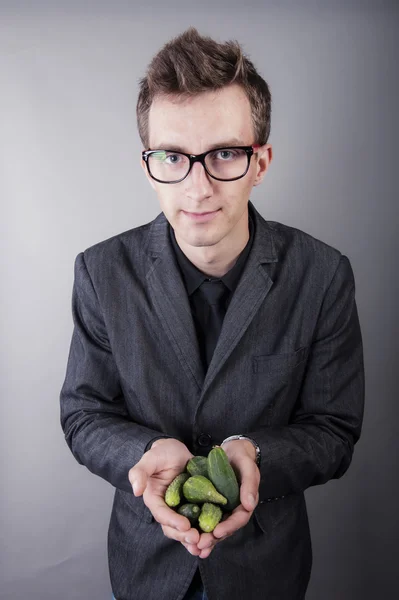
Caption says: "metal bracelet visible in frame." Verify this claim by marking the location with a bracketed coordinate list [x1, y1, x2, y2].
[221, 434, 261, 467]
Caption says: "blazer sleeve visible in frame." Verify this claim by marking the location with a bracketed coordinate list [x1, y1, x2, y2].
[245, 254, 365, 501]
[59, 252, 174, 494]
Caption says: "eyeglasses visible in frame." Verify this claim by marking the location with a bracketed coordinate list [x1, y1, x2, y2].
[142, 145, 260, 184]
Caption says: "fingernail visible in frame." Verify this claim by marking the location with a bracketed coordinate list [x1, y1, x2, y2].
[248, 493, 256, 508]
[132, 481, 138, 495]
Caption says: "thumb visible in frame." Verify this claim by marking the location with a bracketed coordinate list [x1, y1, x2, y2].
[238, 462, 259, 512]
[129, 467, 148, 497]
[128, 451, 160, 496]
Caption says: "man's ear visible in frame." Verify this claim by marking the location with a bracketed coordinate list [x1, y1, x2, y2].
[141, 157, 156, 191]
[253, 144, 273, 187]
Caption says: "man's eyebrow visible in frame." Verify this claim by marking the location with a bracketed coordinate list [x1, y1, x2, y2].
[151, 139, 247, 152]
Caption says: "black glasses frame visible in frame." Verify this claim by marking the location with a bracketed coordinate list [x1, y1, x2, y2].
[142, 145, 260, 184]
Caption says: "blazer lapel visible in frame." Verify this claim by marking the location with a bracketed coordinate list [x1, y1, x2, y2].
[145, 213, 205, 392]
[200, 202, 278, 397]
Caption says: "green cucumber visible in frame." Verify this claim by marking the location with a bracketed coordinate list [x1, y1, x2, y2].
[164, 473, 190, 507]
[198, 502, 223, 533]
[177, 503, 201, 524]
[182, 475, 227, 506]
[207, 446, 240, 511]
[186, 456, 208, 477]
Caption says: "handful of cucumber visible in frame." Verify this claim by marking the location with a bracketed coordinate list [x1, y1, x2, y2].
[164, 446, 240, 533]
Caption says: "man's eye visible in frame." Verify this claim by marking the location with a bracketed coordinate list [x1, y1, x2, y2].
[214, 150, 235, 160]
[165, 154, 181, 164]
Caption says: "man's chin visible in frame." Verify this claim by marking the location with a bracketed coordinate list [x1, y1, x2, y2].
[176, 231, 222, 249]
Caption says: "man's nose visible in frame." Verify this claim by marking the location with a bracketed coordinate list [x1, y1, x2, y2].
[185, 161, 213, 199]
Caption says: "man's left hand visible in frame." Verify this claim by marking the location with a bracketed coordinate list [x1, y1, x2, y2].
[180, 439, 260, 558]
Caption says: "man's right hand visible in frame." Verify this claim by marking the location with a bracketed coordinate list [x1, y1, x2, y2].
[128, 439, 201, 552]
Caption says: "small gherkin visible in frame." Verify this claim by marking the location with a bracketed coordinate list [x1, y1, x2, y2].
[177, 503, 201, 525]
[198, 502, 223, 533]
[183, 475, 228, 505]
[165, 473, 190, 507]
[186, 456, 209, 478]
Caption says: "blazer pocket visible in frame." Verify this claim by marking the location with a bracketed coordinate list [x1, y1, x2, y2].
[253, 346, 309, 376]
[254, 492, 302, 534]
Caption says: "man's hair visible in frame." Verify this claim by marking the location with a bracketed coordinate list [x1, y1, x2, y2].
[136, 27, 271, 149]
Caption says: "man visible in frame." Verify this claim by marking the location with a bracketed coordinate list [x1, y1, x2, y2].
[60, 27, 365, 600]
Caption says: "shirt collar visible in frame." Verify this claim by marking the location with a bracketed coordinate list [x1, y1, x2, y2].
[169, 211, 255, 296]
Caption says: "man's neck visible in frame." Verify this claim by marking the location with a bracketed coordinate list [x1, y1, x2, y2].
[175, 223, 250, 279]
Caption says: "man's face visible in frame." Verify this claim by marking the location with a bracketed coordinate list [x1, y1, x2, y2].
[141, 83, 272, 251]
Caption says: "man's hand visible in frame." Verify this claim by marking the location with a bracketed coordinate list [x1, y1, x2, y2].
[128, 438, 260, 559]
[178, 439, 260, 559]
[128, 439, 201, 546]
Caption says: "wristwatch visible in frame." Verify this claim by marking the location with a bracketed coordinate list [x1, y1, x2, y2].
[221, 434, 261, 467]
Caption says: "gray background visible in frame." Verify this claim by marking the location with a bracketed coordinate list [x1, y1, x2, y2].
[1, 1, 398, 598]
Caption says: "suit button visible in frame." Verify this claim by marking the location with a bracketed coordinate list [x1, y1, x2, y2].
[197, 433, 212, 447]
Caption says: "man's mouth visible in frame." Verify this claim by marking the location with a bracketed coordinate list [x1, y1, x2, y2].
[182, 209, 221, 220]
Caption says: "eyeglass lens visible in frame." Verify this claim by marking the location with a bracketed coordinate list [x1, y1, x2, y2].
[148, 148, 249, 182]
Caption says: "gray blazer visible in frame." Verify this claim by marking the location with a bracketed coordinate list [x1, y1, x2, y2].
[60, 201, 365, 600]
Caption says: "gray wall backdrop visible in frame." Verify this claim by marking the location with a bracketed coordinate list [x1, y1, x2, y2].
[1, 1, 398, 598]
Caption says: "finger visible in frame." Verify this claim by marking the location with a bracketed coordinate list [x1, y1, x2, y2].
[212, 505, 252, 539]
[162, 524, 200, 545]
[236, 461, 260, 512]
[196, 532, 215, 551]
[199, 546, 214, 559]
[128, 452, 162, 496]
[149, 500, 192, 532]
[181, 542, 202, 556]
[223, 442, 260, 512]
